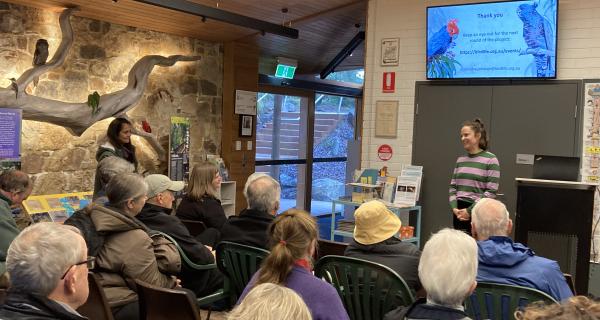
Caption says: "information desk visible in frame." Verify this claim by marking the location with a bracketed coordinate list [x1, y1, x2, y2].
[329, 198, 421, 247]
[515, 178, 596, 295]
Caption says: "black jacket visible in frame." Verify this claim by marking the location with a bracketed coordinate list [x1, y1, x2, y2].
[383, 298, 471, 320]
[345, 237, 422, 292]
[219, 208, 274, 250]
[0, 291, 87, 320]
[136, 203, 223, 297]
[176, 195, 227, 230]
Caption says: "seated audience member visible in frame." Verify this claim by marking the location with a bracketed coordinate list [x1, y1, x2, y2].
[0, 169, 32, 269]
[88, 173, 180, 320]
[176, 162, 227, 241]
[220, 174, 280, 249]
[239, 209, 349, 320]
[384, 228, 478, 320]
[515, 295, 600, 320]
[137, 174, 223, 297]
[227, 283, 312, 320]
[92, 156, 135, 202]
[345, 200, 422, 293]
[471, 198, 572, 301]
[0, 223, 89, 319]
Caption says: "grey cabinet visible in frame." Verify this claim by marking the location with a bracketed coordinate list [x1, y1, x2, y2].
[412, 81, 581, 243]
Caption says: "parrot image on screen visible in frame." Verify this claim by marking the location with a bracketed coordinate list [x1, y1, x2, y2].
[427, 19, 461, 78]
[517, 2, 555, 77]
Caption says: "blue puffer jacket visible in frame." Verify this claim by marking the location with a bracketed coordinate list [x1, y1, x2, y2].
[477, 236, 573, 302]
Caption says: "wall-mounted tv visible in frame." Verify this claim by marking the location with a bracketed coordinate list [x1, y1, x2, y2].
[426, 0, 558, 79]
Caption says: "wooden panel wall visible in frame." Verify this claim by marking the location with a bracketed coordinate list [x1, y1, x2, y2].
[222, 41, 259, 214]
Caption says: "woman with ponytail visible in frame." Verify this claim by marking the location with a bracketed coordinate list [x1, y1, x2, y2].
[449, 118, 501, 234]
[237, 209, 349, 320]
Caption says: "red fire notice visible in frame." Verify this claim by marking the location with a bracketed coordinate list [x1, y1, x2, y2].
[382, 72, 395, 93]
[377, 144, 393, 161]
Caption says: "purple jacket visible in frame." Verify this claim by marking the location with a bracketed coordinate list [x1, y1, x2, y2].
[239, 265, 349, 320]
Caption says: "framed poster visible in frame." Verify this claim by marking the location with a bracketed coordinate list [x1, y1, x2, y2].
[381, 38, 399, 66]
[375, 100, 398, 138]
[240, 115, 253, 137]
[169, 116, 190, 186]
[235, 90, 257, 115]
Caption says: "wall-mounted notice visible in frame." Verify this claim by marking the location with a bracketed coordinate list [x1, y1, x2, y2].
[0, 108, 22, 170]
[169, 116, 190, 188]
[235, 90, 257, 115]
[375, 101, 398, 138]
[582, 81, 600, 263]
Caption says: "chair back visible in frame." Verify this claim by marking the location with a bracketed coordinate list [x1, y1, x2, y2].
[0, 288, 6, 305]
[314, 255, 415, 320]
[316, 239, 348, 261]
[135, 279, 201, 320]
[563, 273, 576, 295]
[465, 282, 559, 320]
[179, 219, 207, 237]
[77, 272, 114, 320]
[215, 241, 270, 301]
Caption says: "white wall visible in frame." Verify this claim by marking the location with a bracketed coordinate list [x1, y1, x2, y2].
[362, 0, 600, 175]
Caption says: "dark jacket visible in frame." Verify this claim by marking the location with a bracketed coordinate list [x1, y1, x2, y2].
[176, 195, 227, 229]
[0, 291, 87, 320]
[477, 236, 572, 301]
[345, 237, 422, 292]
[137, 203, 223, 297]
[219, 208, 274, 249]
[383, 298, 471, 320]
[93, 142, 137, 200]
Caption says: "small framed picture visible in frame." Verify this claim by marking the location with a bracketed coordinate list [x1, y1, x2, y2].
[239, 115, 253, 137]
[381, 38, 399, 66]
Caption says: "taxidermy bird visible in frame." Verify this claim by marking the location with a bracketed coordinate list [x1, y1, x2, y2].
[517, 3, 554, 77]
[32, 39, 49, 87]
[87, 91, 101, 115]
[427, 19, 459, 60]
[8, 78, 18, 100]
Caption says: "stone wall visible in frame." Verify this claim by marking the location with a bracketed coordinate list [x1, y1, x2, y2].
[0, 3, 222, 195]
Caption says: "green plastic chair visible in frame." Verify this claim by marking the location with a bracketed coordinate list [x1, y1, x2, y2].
[215, 241, 270, 303]
[154, 232, 226, 319]
[314, 255, 415, 320]
[465, 282, 559, 320]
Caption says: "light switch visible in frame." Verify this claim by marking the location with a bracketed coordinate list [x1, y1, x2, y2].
[247, 141, 253, 150]
[235, 141, 241, 151]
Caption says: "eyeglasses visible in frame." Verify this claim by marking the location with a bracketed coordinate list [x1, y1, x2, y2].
[61, 256, 95, 280]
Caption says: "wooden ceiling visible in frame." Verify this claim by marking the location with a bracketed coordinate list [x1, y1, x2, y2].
[3, 0, 366, 75]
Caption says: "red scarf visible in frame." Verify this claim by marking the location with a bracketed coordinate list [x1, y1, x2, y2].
[294, 258, 313, 272]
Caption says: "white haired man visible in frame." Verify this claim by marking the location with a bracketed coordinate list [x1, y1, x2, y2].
[220, 174, 280, 249]
[384, 228, 478, 320]
[471, 198, 572, 301]
[0, 222, 91, 319]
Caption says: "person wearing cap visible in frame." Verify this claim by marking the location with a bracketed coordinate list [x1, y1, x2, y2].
[345, 200, 422, 293]
[136, 174, 224, 298]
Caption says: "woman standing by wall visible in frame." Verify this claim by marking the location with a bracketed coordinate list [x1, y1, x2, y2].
[449, 118, 500, 234]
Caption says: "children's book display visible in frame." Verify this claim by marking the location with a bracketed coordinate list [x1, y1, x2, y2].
[22, 192, 92, 223]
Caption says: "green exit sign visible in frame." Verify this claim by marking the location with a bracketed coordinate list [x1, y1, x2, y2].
[275, 64, 296, 79]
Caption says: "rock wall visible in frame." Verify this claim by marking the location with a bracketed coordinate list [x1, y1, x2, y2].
[0, 3, 222, 195]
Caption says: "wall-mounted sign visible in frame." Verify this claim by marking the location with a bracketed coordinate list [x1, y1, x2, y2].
[378, 144, 393, 161]
[382, 72, 395, 93]
[0, 108, 22, 170]
[375, 100, 398, 138]
[169, 116, 190, 188]
[235, 90, 257, 115]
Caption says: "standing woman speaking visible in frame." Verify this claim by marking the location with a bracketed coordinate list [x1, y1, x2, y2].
[93, 117, 138, 200]
[449, 118, 500, 234]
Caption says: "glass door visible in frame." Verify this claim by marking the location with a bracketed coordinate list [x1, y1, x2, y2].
[255, 93, 308, 212]
[310, 94, 357, 215]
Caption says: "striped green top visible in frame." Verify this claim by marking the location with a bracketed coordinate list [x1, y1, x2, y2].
[449, 150, 500, 213]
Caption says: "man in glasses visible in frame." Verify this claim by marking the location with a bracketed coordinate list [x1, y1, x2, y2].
[0, 222, 89, 319]
[0, 169, 32, 278]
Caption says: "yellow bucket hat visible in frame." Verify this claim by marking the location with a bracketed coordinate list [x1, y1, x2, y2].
[353, 200, 401, 245]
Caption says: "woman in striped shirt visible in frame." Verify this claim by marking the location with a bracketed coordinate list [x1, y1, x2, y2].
[449, 118, 500, 234]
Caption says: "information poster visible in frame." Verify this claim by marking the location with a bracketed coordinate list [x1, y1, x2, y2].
[22, 192, 92, 224]
[583, 81, 600, 262]
[169, 116, 190, 187]
[0, 108, 21, 170]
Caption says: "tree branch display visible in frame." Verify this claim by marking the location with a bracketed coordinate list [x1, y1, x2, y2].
[0, 7, 201, 159]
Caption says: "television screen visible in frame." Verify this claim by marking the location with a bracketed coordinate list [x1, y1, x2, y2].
[426, 0, 558, 79]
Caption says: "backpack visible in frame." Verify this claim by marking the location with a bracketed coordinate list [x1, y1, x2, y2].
[64, 208, 105, 258]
